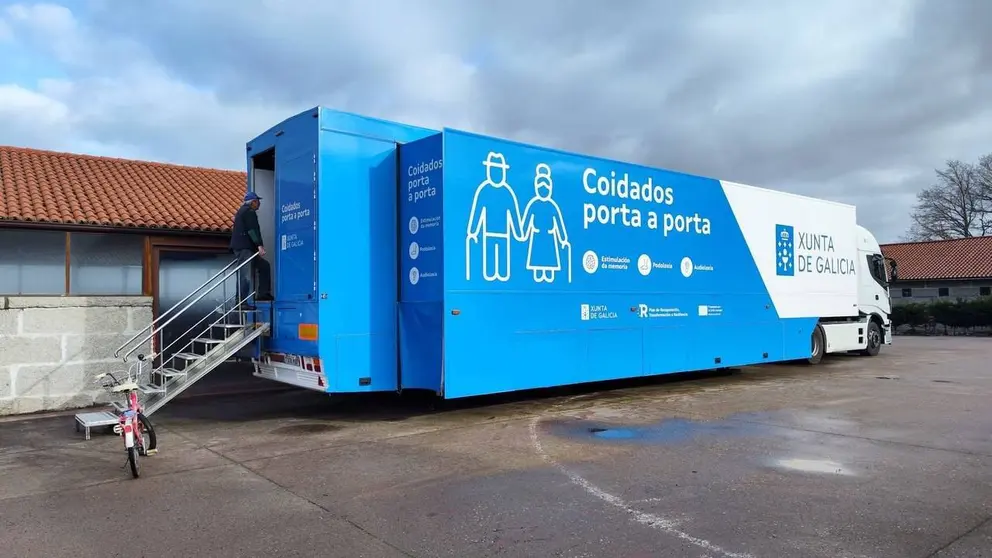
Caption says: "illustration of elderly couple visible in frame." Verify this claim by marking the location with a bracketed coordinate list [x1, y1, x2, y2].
[465, 151, 572, 284]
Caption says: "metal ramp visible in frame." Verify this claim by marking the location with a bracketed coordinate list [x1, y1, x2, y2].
[75, 253, 270, 432]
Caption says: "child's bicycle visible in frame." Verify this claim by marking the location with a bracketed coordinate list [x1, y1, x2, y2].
[95, 355, 158, 478]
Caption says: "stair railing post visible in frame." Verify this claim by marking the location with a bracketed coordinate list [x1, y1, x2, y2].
[223, 267, 228, 317]
[235, 254, 244, 326]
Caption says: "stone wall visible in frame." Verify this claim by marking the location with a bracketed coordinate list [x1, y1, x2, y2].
[0, 296, 153, 416]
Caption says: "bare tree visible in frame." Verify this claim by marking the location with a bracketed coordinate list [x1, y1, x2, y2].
[977, 153, 992, 204]
[906, 158, 991, 241]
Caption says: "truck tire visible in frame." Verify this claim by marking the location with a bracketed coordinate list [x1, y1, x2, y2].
[861, 320, 882, 357]
[806, 324, 825, 365]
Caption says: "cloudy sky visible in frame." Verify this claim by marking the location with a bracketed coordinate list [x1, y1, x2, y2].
[1, 0, 990, 243]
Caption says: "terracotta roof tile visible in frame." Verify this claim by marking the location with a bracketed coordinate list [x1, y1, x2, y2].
[0, 145, 247, 232]
[881, 236, 992, 281]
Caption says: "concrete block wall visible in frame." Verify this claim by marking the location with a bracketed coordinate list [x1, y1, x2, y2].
[0, 296, 153, 416]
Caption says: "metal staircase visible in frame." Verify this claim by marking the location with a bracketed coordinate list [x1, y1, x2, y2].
[74, 254, 270, 437]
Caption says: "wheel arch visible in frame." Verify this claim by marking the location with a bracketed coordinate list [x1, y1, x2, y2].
[868, 312, 885, 327]
[805, 320, 826, 365]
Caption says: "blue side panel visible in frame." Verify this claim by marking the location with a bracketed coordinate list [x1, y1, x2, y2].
[313, 109, 438, 393]
[277, 151, 317, 302]
[397, 133, 445, 392]
[246, 109, 320, 358]
[440, 129, 814, 399]
[782, 317, 817, 360]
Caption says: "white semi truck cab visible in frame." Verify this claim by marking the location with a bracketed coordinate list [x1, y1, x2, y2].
[805, 224, 894, 364]
[856, 224, 894, 326]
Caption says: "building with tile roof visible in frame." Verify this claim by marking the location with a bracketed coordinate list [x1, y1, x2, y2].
[0, 145, 251, 416]
[0, 145, 246, 233]
[0, 145, 248, 297]
[881, 236, 992, 305]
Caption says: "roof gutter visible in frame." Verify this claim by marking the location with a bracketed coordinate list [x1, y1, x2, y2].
[0, 219, 231, 237]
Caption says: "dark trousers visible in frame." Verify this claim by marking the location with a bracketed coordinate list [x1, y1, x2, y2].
[234, 249, 273, 301]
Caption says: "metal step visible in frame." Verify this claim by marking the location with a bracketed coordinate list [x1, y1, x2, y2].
[139, 383, 165, 394]
[173, 352, 204, 362]
[216, 305, 264, 314]
[141, 322, 271, 417]
[193, 337, 225, 345]
[158, 367, 186, 378]
[75, 410, 120, 440]
[236, 308, 264, 314]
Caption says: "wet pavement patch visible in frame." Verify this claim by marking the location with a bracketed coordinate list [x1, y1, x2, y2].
[772, 458, 854, 476]
[550, 414, 768, 445]
[269, 423, 341, 435]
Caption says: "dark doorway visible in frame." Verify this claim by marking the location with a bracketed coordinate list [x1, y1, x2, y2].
[155, 249, 238, 363]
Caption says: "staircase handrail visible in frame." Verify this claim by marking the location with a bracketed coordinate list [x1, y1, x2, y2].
[113, 256, 241, 359]
[118, 252, 260, 362]
[156, 288, 243, 362]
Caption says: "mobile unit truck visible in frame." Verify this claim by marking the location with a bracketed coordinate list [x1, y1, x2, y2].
[245, 107, 893, 399]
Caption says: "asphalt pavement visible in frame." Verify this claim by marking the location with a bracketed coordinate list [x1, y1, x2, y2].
[0, 336, 989, 558]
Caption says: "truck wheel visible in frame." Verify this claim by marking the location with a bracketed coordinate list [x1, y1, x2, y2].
[861, 321, 882, 356]
[806, 324, 825, 365]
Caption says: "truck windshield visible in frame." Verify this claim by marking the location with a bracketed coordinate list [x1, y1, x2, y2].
[867, 254, 888, 287]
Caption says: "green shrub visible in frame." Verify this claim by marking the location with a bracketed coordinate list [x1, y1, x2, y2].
[892, 302, 928, 331]
[893, 295, 992, 334]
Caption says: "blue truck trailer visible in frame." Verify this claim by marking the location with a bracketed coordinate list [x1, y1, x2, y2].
[244, 106, 894, 399]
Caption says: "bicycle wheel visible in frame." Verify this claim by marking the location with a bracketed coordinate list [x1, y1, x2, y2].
[137, 412, 157, 454]
[127, 446, 140, 478]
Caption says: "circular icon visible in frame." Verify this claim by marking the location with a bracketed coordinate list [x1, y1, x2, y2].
[680, 256, 694, 278]
[408, 216, 419, 235]
[409, 241, 420, 260]
[582, 250, 599, 274]
[409, 267, 420, 285]
[637, 254, 652, 276]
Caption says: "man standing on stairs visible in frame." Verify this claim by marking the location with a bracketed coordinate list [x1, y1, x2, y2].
[230, 191, 274, 308]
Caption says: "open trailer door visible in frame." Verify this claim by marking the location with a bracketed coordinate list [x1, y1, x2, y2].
[276, 149, 317, 303]
[396, 133, 444, 393]
[269, 148, 320, 358]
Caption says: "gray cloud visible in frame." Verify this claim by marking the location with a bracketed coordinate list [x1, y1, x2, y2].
[2, 0, 990, 242]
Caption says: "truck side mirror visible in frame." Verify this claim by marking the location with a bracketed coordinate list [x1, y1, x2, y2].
[887, 259, 898, 281]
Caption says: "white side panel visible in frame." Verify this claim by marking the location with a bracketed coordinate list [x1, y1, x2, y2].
[721, 180, 859, 319]
[821, 322, 868, 353]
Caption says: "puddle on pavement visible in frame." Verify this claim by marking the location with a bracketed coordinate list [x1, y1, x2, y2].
[547, 410, 869, 477]
[269, 423, 341, 436]
[548, 415, 768, 445]
[772, 458, 854, 476]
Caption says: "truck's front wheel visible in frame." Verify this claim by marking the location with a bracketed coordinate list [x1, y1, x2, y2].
[861, 320, 882, 357]
[806, 324, 825, 365]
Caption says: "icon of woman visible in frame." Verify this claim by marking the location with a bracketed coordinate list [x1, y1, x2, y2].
[521, 163, 571, 283]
